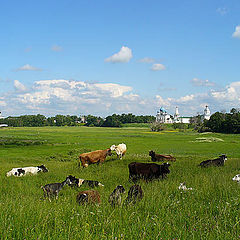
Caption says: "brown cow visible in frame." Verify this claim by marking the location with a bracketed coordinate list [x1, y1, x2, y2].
[149, 150, 176, 162]
[78, 148, 112, 167]
[76, 190, 101, 205]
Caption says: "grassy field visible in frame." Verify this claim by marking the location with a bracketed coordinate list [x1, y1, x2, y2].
[0, 126, 240, 239]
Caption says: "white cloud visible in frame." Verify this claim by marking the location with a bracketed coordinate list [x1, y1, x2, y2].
[14, 80, 26, 92]
[2, 79, 240, 117]
[16, 64, 42, 71]
[178, 94, 195, 102]
[211, 82, 240, 102]
[138, 57, 155, 63]
[191, 78, 215, 87]
[151, 63, 166, 71]
[232, 25, 240, 39]
[51, 45, 63, 52]
[105, 46, 133, 63]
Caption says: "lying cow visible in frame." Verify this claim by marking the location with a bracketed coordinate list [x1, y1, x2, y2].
[6, 165, 48, 177]
[78, 148, 112, 167]
[149, 150, 176, 162]
[110, 143, 127, 159]
[178, 182, 193, 191]
[232, 174, 240, 183]
[76, 190, 101, 205]
[199, 155, 227, 168]
[66, 175, 104, 187]
[128, 162, 171, 182]
[125, 185, 144, 204]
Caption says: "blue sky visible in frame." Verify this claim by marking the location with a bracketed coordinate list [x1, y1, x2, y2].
[1, 0, 240, 117]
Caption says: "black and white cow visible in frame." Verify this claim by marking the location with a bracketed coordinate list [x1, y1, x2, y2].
[232, 174, 240, 183]
[199, 155, 227, 168]
[6, 165, 48, 177]
[66, 175, 104, 188]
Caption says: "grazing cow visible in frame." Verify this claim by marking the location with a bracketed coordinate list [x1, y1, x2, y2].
[110, 143, 127, 159]
[66, 175, 104, 188]
[199, 155, 227, 168]
[108, 185, 125, 207]
[78, 148, 112, 167]
[128, 162, 171, 182]
[76, 190, 101, 205]
[178, 182, 193, 191]
[232, 174, 240, 183]
[125, 185, 144, 204]
[149, 150, 176, 162]
[41, 176, 73, 202]
[6, 165, 48, 177]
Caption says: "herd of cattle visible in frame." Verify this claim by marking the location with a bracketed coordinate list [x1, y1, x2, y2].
[6, 142, 235, 205]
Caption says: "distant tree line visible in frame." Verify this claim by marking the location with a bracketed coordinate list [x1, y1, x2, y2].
[197, 108, 240, 134]
[0, 113, 155, 128]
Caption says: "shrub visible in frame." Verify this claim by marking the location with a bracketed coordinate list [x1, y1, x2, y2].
[150, 122, 165, 132]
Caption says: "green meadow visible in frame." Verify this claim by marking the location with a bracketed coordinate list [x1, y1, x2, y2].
[0, 126, 240, 239]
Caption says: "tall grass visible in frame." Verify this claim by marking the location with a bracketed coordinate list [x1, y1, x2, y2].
[0, 127, 240, 239]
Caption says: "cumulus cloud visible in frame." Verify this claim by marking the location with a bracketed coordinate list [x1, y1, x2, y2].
[232, 25, 240, 39]
[51, 45, 63, 52]
[1, 79, 141, 116]
[138, 57, 155, 63]
[191, 78, 215, 87]
[16, 64, 42, 71]
[1, 79, 240, 117]
[105, 46, 133, 63]
[14, 80, 27, 92]
[151, 63, 166, 71]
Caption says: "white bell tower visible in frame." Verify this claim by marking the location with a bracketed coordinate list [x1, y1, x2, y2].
[204, 106, 211, 120]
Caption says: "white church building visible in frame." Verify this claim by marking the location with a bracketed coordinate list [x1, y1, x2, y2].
[156, 106, 211, 124]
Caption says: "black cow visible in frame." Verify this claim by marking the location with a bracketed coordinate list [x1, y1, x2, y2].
[128, 162, 171, 182]
[199, 154, 227, 168]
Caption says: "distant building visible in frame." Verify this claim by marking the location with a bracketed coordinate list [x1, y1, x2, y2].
[156, 106, 211, 124]
[156, 107, 173, 123]
[202, 105, 211, 120]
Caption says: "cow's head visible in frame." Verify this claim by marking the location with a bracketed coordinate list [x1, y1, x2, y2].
[149, 150, 155, 157]
[38, 165, 48, 172]
[66, 175, 78, 186]
[220, 154, 227, 161]
[161, 162, 171, 174]
[115, 185, 125, 194]
[77, 193, 88, 204]
[110, 145, 116, 151]
[107, 148, 112, 156]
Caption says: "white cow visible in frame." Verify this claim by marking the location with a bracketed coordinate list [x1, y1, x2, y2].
[110, 143, 127, 159]
[232, 174, 240, 183]
[178, 182, 193, 191]
[6, 165, 48, 177]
